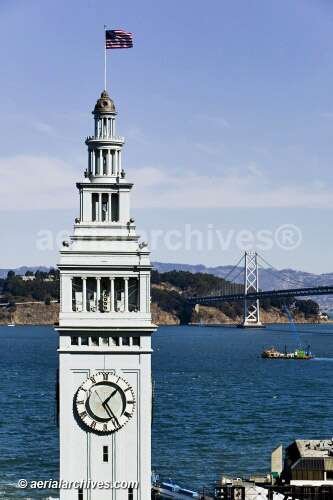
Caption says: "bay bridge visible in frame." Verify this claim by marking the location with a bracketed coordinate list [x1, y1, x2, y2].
[186, 251, 333, 327]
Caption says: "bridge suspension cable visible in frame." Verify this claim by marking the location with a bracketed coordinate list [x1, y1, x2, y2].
[219, 255, 245, 294]
[257, 254, 313, 288]
[257, 262, 307, 289]
[220, 255, 244, 281]
[227, 266, 244, 285]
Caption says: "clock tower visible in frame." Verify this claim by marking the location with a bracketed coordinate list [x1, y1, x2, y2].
[56, 90, 156, 500]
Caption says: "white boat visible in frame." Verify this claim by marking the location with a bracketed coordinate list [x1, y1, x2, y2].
[7, 315, 15, 326]
[153, 482, 199, 499]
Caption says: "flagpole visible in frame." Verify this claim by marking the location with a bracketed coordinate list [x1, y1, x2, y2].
[104, 25, 106, 90]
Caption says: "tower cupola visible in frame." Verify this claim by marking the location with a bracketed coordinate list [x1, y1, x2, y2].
[93, 90, 117, 115]
[85, 90, 125, 180]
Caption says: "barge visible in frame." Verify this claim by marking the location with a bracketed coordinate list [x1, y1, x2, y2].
[262, 346, 314, 359]
[262, 303, 315, 359]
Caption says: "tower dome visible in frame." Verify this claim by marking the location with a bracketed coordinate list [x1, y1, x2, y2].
[93, 90, 117, 115]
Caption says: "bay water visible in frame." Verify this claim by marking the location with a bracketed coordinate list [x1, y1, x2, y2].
[0, 323, 332, 498]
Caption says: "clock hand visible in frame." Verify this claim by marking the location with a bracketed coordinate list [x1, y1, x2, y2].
[94, 390, 113, 418]
[104, 401, 120, 425]
[94, 390, 104, 403]
[95, 389, 119, 424]
[102, 389, 118, 408]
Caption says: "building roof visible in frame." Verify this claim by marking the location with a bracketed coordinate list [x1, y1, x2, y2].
[294, 440, 333, 458]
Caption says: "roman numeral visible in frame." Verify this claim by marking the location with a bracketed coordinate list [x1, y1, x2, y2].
[103, 424, 108, 432]
[79, 411, 87, 419]
[102, 373, 108, 380]
[90, 421, 96, 429]
[90, 376, 96, 384]
[77, 400, 84, 405]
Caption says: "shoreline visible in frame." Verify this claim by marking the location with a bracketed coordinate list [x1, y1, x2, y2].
[1, 320, 331, 326]
[0, 301, 331, 326]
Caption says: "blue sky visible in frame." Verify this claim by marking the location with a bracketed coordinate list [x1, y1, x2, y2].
[1, 0, 333, 273]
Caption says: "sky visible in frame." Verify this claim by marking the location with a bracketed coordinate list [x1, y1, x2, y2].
[1, 0, 333, 274]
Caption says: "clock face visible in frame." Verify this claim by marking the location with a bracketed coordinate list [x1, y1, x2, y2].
[76, 372, 135, 432]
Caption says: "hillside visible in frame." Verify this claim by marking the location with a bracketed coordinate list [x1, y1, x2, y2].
[0, 266, 51, 279]
[150, 270, 323, 325]
[0, 268, 326, 326]
[1, 262, 333, 309]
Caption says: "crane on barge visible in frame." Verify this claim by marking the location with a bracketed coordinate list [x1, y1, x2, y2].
[262, 302, 314, 359]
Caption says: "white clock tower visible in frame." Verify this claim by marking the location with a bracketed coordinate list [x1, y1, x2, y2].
[55, 90, 156, 500]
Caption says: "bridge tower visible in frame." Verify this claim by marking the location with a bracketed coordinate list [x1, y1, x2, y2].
[238, 251, 265, 328]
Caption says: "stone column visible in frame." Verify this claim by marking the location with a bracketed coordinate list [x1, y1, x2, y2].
[82, 277, 87, 312]
[96, 277, 101, 312]
[139, 274, 150, 312]
[107, 150, 111, 176]
[124, 277, 129, 312]
[99, 150, 102, 175]
[98, 193, 102, 222]
[118, 150, 121, 173]
[108, 193, 112, 221]
[69, 277, 73, 311]
[88, 150, 91, 174]
[110, 277, 115, 312]
[136, 277, 139, 311]
[92, 151, 95, 176]
[114, 149, 118, 176]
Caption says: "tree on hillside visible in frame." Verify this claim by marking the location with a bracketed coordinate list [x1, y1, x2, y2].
[295, 299, 319, 317]
[35, 270, 49, 280]
[151, 269, 243, 297]
[49, 268, 60, 278]
[151, 270, 162, 284]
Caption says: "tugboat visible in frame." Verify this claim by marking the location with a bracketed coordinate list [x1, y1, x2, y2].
[262, 303, 314, 360]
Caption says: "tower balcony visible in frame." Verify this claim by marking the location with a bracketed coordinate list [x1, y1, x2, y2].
[58, 311, 153, 328]
[85, 135, 124, 144]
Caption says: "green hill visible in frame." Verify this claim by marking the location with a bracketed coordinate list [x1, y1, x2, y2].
[0, 268, 321, 325]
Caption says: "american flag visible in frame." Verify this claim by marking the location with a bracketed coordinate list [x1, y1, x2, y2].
[105, 30, 133, 49]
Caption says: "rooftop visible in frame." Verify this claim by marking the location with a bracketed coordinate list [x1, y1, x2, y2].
[295, 439, 333, 458]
